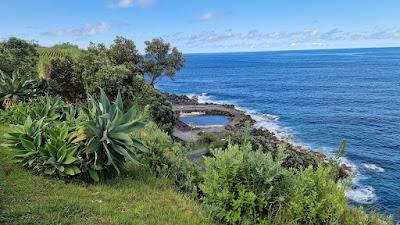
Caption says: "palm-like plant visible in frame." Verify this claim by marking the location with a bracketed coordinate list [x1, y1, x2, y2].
[5, 117, 45, 169]
[0, 71, 38, 108]
[74, 89, 147, 181]
[40, 123, 81, 176]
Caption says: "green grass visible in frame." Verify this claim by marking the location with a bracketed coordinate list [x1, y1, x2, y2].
[0, 126, 213, 225]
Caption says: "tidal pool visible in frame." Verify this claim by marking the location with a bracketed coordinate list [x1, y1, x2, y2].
[179, 115, 229, 126]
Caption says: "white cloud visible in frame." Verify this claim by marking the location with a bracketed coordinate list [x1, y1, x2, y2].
[197, 12, 217, 21]
[42, 23, 113, 37]
[169, 27, 400, 52]
[107, 0, 156, 8]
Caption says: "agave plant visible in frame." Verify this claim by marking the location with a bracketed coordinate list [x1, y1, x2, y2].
[30, 95, 65, 121]
[0, 71, 38, 108]
[74, 89, 147, 181]
[5, 117, 45, 169]
[40, 123, 81, 176]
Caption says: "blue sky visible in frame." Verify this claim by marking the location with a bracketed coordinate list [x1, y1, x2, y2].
[1, 0, 400, 53]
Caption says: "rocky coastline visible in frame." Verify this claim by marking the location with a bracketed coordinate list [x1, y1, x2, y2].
[165, 93, 352, 177]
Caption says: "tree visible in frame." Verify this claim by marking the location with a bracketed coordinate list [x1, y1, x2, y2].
[0, 37, 39, 76]
[80, 37, 142, 97]
[50, 56, 86, 102]
[108, 36, 142, 74]
[142, 38, 185, 86]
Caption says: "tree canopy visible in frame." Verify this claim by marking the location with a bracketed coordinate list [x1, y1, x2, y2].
[143, 38, 185, 86]
[0, 37, 39, 76]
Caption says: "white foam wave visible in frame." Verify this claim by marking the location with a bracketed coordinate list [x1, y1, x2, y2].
[346, 186, 376, 204]
[362, 163, 385, 172]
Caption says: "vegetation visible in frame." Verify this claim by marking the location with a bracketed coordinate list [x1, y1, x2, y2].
[143, 38, 185, 86]
[37, 44, 83, 78]
[0, 126, 212, 225]
[201, 144, 291, 224]
[74, 90, 148, 181]
[49, 55, 86, 102]
[0, 37, 39, 76]
[0, 72, 38, 108]
[0, 36, 394, 225]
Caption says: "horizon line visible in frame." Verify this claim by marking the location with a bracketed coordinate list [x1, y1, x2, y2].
[184, 46, 400, 55]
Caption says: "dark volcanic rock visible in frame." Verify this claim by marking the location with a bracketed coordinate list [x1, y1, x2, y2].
[164, 93, 199, 105]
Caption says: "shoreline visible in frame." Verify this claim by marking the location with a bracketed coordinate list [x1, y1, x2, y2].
[166, 93, 352, 177]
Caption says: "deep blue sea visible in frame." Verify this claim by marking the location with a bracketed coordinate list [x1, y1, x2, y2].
[158, 48, 400, 218]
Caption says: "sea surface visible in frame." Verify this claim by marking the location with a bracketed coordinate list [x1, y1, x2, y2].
[157, 47, 400, 218]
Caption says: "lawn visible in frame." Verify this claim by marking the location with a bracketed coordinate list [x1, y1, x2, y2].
[0, 126, 213, 225]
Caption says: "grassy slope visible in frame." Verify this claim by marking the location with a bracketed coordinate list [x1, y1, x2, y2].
[0, 126, 212, 225]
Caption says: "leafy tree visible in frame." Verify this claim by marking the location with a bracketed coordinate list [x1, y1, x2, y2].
[50, 55, 86, 102]
[80, 38, 140, 96]
[0, 37, 39, 76]
[143, 38, 185, 86]
[108, 36, 142, 74]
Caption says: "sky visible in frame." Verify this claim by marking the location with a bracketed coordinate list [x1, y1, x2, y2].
[1, 0, 400, 53]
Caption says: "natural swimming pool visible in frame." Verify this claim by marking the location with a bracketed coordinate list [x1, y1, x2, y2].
[179, 115, 229, 126]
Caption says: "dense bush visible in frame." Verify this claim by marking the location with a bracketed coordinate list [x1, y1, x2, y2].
[342, 207, 393, 225]
[0, 37, 39, 76]
[198, 132, 228, 149]
[0, 101, 36, 124]
[50, 56, 86, 102]
[0, 72, 38, 108]
[79, 37, 141, 97]
[127, 76, 176, 133]
[133, 122, 201, 197]
[200, 142, 292, 224]
[287, 165, 348, 225]
[229, 128, 319, 171]
[148, 91, 176, 134]
[0, 95, 73, 124]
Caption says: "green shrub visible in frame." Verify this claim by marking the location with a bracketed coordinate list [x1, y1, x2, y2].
[200, 143, 292, 224]
[0, 95, 71, 125]
[4, 91, 147, 182]
[75, 90, 148, 181]
[198, 132, 228, 149]
[148, 92, 176, 134]
[5, 117, 46, 170]
[287, 165, 348, 225]
[133, 122, 201, 197]
[0, 37, 39, 76]
[0, 102, 36, 124]
[79, 37, 141, 97]
[342, 207, 393, 225]
[49, 56, 86, 102]
[0, 71, 38, 108]
[39, 122, 81, 176]
[229, 129, 319, 171]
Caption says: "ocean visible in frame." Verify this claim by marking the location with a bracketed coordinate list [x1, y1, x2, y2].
[157, 47, 400, 218]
